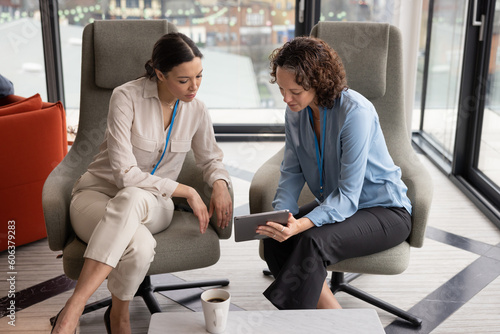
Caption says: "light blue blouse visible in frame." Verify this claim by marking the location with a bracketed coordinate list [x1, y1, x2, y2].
[272, 89, 412, 227]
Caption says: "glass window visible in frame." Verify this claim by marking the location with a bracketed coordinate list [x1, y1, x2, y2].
[57, 0, 296, 131]
[412, 0, 430, 132]
[320, 0, 396, 23]
[421, 0, 468, 160]
[126, 0, 139, 9]
[0, 1, 47, 100]
[477, 1, 500, 186]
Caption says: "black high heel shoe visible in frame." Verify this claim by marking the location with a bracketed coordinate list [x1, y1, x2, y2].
[104, 304, 112, 334]
[51, 307, 76, 334]
[50, 308, 64, 333]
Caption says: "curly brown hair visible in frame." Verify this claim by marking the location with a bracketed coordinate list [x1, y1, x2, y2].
[269, 37, 348, 109]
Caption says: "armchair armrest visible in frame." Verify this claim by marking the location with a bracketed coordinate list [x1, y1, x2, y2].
[398, 151, 433, 248]
[176, 150, 233, 239]
[42, 164, 78, 251]
[42, 139, 91, 251]
[249, 147, 284, 214]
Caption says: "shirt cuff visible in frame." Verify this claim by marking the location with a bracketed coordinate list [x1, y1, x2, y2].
[304, 207, 331, 227]
[216, 178, 232, 189]
[159, 179, 179, 199]
[209, 173, 232, 190]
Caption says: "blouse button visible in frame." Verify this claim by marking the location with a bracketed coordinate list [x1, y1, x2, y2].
[158, 149, 163, 153]
[152, 164, 156, 168]
[161, 193, 167, 197]
[124, 168, 130, 173]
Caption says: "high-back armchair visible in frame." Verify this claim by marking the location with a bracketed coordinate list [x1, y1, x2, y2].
[42, 19, 233, 317]
[249, 22, 433, 326]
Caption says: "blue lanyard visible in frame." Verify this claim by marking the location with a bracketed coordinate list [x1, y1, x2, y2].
[307, 106, 327, 200]
[151, 99, 179, 175]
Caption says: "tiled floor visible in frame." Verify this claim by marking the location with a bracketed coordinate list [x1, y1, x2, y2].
[1, 141, 500, 333]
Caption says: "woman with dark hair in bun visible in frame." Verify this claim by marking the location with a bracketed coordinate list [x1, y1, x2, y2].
[51, 32, 232, 334]
[256, 37, 412, 310]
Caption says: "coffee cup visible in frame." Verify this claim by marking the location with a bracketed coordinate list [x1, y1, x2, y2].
[201, 289, 231, 333]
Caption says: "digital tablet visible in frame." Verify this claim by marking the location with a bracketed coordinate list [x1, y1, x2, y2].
[234, 210, 290, 242]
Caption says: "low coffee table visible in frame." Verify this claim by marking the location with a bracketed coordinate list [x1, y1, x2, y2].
[148, 309, 384, 333]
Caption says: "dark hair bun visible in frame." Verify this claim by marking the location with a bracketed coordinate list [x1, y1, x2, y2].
[144, 60, 156, 79]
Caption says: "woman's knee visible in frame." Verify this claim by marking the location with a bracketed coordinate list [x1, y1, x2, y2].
[293, 229, 333, 266]
[299, 228, 326, 249]
[125, 227, 157, 267]
[70, 190, 110, 243]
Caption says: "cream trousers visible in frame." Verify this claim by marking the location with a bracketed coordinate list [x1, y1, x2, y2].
[69, 172, 174, 300]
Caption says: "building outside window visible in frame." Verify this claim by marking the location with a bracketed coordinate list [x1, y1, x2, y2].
[0, 0, 405, 136]
[0, 1, 48, 100]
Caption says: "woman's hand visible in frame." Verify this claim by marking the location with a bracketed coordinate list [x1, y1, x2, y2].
[173, 184, 210, 233]
[209, 179, 232, 229]
[256, 212, 315, 242]
[187, 190, 211, 234]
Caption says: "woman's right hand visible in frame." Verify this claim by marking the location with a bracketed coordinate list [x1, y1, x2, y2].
[187, 189, 210, 233]
[173, 184, 210, 233]
[256, 213, 315, 242]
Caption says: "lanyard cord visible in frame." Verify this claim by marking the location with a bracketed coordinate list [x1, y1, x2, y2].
[151, 99, 179, 175]
[308, 106, 327, 200]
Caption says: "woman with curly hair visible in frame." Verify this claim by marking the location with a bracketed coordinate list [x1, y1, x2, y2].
[256, 37, 412, 310]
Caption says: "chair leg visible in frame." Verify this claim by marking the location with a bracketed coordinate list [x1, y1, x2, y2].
[50, 296, 112, 325]
[137, 276, 162, 314]
[81, 296, 112, 315]
[329, 272, 422, 327]
[136, 275, 230, 314]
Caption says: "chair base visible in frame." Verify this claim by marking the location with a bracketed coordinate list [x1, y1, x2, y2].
[329, 272, 422, 327]
[50, 275, 229, 324]
[136, 275, 230, 314]
[262, 269, 421, 326]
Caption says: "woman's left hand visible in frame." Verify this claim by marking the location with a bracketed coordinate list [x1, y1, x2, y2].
[257, 213, 314, 242]
[209, 180, 232, 229]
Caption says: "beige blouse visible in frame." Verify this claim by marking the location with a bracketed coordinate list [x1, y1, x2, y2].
[86, 77, 230, 199]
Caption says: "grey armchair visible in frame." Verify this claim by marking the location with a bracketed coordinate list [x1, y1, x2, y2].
[249, 22, 432, 326]
[42, 19, 233, 318]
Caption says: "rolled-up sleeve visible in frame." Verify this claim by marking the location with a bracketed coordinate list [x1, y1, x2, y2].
[190, 104, 231, 187]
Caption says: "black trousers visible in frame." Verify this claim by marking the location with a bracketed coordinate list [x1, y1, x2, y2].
[263, 205, 411, 310]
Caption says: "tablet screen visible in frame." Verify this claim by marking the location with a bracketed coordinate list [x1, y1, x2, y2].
[234, 210, 289, 242]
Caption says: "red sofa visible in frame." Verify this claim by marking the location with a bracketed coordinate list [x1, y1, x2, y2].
[0, 94, 68, 251]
